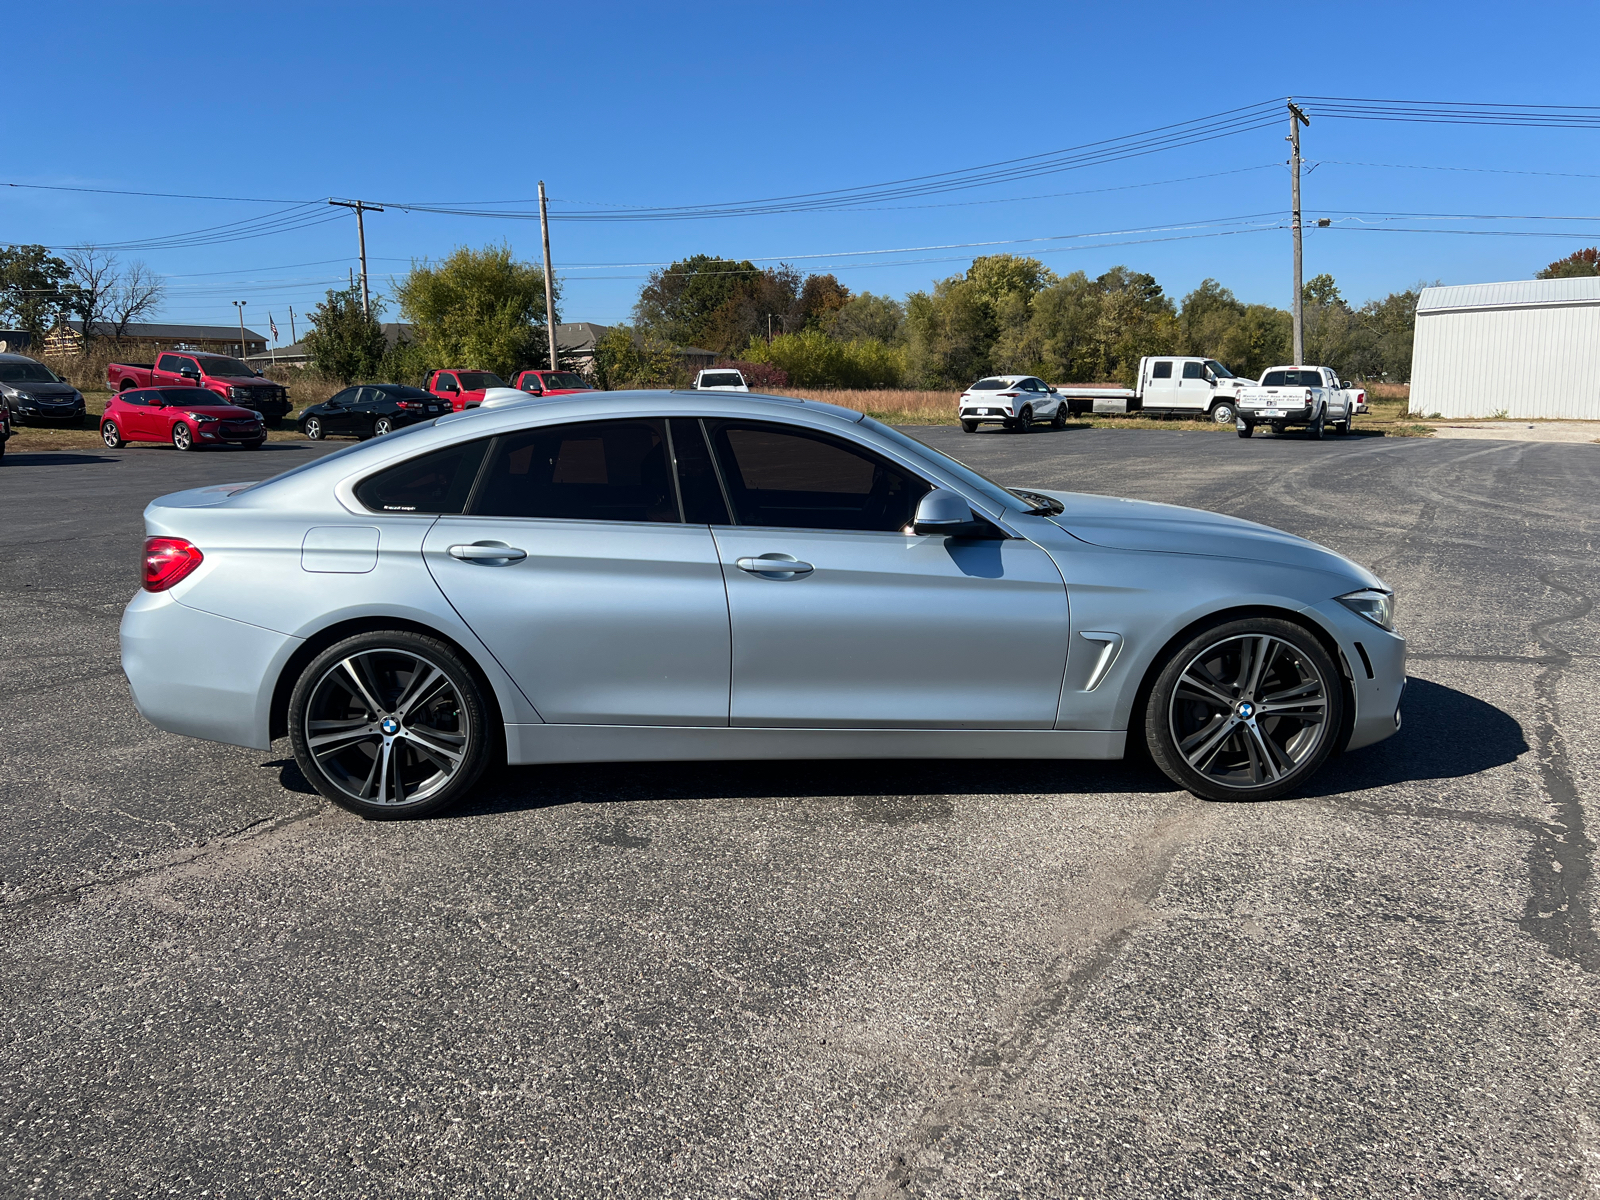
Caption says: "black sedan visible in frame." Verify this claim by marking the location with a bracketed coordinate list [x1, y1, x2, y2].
[0, 354, 86, 426]
[298, 385, 447, 441]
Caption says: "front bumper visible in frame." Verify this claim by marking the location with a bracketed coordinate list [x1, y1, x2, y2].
[1307, 598, 1407, 752]
[16, 403, 85, 423]
[121, 589, 300, 750]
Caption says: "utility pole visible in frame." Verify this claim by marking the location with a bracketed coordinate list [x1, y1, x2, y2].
[329, 199, 384, 316]
[1287, 99, 1310, 367]
[538, 181, 559, 372]
[288, 306, 296, 345]
[232, 299, 248, 359]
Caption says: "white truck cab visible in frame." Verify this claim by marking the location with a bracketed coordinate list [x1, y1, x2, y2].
[1053, 357, 1252, 423]
[1236, 366, 1354, 439]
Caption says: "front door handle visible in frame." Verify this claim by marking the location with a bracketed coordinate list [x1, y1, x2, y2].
[448, 542, 527, 563]
[736, 554, 813, 577]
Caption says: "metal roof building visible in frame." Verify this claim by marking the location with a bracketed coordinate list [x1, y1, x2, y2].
[1410, 277, 1600, 420]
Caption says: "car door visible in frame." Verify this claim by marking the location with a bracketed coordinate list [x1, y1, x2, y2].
[1024, 378, 1059, 416]
[432, 372, 462, 409]
[421, 418, 731, 725]
[321, 388, 358, 434]
[1142, 359, 1181, 410]
[694, 417, 1070, 728]
[119, 390, 157, 439]
[153, 354, 189, 388]
[1178, 361, 1210, 413]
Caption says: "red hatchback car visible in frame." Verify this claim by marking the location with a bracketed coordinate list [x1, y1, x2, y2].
[101, 387, 266, 451]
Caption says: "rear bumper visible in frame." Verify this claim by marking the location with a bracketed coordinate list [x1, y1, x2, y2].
[1240, 403, 1313, 425]
[121, 590, 300, 751]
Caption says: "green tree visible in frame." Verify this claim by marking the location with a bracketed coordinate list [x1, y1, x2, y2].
[1177, 279, 1247, 360]
[742, 328, 905, 388]
[0, 245, 71, 336]
[1536, 248, 1600, 279]
[303, 286, 388, 383]
[1347, 287, 1424, 381]
[634, 254, 759, 350]
[824, 292, 905, 344]
[903, 278, 996, 386]
[396, 244, 556, 378]
[591, 323, 681, 389]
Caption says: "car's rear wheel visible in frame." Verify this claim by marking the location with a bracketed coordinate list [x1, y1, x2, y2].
[373, 416, 395, 436]
[101, 421, 125, 449]
[1144, 617, 1342, 802]
[960, 420, 978, 433]
[304, 416, 324, 440]
[289, 631, 494, 819]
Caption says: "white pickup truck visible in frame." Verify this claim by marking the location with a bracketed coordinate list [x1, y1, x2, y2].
[1053, 356, 1254, 424]
[1236, 366, 1357, 439]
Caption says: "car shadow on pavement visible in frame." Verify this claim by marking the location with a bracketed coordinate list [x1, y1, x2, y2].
[1, 453, 118, 466]
[1301, 676, 1527, 798]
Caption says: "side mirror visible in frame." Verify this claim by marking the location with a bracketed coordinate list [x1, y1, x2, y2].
[913, 489, 975, 535]
[1048, 385, 1059, 394]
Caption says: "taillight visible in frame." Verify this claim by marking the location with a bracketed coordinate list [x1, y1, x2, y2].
[998, 392, 1020, 398]
[143, 537, 203, 592]
[396, 400, 419, 409]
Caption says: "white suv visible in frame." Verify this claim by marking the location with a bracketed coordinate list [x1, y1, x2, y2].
[694, 369, 749, 392]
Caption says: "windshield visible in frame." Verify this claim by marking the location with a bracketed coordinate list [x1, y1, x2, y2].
[1204, 360, 1233, 379]
[0, 361, 61, 383]
[458, 372, 505, 391]
[195, 356, 256, 378]
[544, 372, 591, 390]
[699, 373, 744, 388]
[968, 378, 1010, 391]
[861, 419, 1024, 515]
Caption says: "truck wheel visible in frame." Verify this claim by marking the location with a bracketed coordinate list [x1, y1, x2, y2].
[960, 420, 978, 433]
[1210, 401, 1237, 425]
[1237, 421, 1254, 438]
[1308, 410, 1325, 440]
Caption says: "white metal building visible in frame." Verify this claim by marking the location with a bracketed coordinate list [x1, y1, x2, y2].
[1410, 276, 1600, 420]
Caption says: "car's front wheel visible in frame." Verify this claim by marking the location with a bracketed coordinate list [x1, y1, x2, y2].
[1051, 404, 1068, 429]
[171, 423, 194, 452]
[1210, 401, 1237, 424]
[1144, 617, 1343, 802]
[288, 631, 494, 819]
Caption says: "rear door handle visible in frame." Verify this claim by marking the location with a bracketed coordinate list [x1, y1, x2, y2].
[448, 542, 527, 563]
[736, 554, 813, 577]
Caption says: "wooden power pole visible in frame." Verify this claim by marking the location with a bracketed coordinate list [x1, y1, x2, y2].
[1288, 100, 1310, 367]
[538, 181, 559, 371]
[329, 199, 385, 316]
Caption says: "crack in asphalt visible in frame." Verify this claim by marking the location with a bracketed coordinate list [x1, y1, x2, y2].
[1519, 572, 1597, 973]
[856, 806, 1211, 1198]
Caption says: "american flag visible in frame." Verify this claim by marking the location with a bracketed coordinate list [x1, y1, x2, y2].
[269, 314, 279, 341]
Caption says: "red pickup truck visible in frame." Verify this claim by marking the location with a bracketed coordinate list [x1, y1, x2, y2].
[512, 369, 593, 397]
[107, 352, 291, 422]
[422, 369, 507, 411]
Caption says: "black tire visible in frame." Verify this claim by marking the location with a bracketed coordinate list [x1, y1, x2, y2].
[1308, 409, 1325, 440]
[960, 420, 978, 433]
[1210, 401, 1237, 425]
[304, 416, 324, 441]
[243, 437, 264, 450]
[171, 422, 195, 452]
[288, 630, 495, 819]
[1019, 405, 1033, 429]
[1237, 421, 1254, 438]
[1271, 421, 1286, 435]
[1144, 616, 1343, 802]
[101, 421, 125, 449]
[373, 416, 395, 437]
[1051, 404, 1067, 429]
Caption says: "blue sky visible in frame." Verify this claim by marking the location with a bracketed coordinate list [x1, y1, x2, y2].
[7, 0, 1600, 342]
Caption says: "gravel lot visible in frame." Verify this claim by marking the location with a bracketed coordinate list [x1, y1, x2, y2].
[2, 426, 1596, 1198]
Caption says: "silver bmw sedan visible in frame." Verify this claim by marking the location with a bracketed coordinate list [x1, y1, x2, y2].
[121, 391, 1405, 819]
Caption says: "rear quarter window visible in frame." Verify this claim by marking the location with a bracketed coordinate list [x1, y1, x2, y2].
[354, 438, 490, 514]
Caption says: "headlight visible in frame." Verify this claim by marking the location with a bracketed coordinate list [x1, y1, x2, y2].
[14, 390, 32, 402]
[228, 387, 243, 399]
[186, 412, 218, 423]
[1337, 589, 1395, 631]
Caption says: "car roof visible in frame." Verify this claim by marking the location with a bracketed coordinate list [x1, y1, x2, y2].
[0, 352, 45, 364]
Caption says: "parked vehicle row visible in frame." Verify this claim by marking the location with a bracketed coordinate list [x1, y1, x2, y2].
[120, 388, 1405, 820]
[107, 352, 291, 423]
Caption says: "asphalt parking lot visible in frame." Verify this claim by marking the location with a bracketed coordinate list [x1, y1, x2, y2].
[2, 425, 1597, 1198]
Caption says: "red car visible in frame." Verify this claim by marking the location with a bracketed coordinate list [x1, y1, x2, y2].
[422, 369, 506, 412]
[106, 352, 291, 422]
[511, 369, 594, 397]
[100, 387, 266, 452]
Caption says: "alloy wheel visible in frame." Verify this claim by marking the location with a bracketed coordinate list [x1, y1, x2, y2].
[304, 417, 323, 440]
[303, 648, 472, 808]
[1167, 632, 1330, 792]
[172, 423, 193, 451]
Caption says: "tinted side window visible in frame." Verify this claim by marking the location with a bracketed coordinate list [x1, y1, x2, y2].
[1151, 361, 1173, 380]
[436, 373, 459, 391]
[354, 438, 490, 514]
[472, 420, 678, 523]
[519, 373, 543, 393]
[668, 418, 730, 525]
[708, 421, 931, 532]
[157, 354, 182, 373]
[1181, 361, 1204, 379]
[1262, 371, 1288, 387]
[330, 388, 359, 405]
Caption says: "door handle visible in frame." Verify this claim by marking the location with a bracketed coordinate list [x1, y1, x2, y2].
[448, 542, 527, 563]
[736, 554, 813, 577]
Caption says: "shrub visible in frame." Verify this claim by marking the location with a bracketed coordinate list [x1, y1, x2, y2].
[715, 359, 787, 388]
[742, 329, 905, 389]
